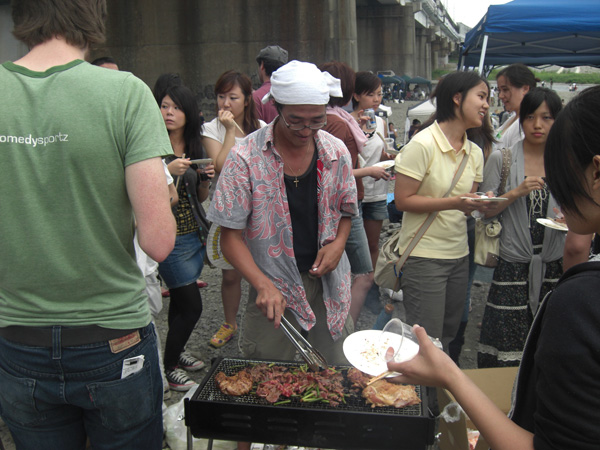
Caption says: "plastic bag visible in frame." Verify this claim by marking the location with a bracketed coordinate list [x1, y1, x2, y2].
[163, 386, 207, 450]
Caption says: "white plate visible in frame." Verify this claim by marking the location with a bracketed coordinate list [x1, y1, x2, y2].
[342, 330, 419, 377]
[460, 196, 508, 202]
[537, 218, 568, 231]
[373, 160, 395, 170]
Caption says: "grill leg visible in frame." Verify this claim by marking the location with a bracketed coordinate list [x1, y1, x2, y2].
[185, 427, 213, 450]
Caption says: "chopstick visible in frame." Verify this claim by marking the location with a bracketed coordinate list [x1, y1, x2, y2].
[367, 370, 394, 386]
[376, 131, 388, 147]
[233, 121, 245, 136]
[175, 153, 185, 190]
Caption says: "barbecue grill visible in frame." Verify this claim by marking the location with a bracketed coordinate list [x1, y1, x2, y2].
[184, 357, 435, 449]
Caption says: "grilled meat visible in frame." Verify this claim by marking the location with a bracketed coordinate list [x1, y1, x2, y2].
[216, 363, 346, 405]
[363, 380, 420, 408]
[214, 369, 253, 396]
[347, 368, 372, 389]
[348, 368, 420, 409]
[215, 364, 418, 409]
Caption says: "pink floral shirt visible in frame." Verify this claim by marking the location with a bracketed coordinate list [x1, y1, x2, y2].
[207, 121, 358, 340]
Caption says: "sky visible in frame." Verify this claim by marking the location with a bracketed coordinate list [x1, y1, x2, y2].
[445, 0, 512, 28]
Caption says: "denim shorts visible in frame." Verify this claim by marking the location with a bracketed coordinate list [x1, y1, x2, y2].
[361, 199, 389, 221]
[0, 323, 163, 450]
[344, 209, 373, 275]
[158, 231, 206, 289]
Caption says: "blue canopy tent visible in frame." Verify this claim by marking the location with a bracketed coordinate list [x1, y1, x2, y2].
[459, 0, 600, 73]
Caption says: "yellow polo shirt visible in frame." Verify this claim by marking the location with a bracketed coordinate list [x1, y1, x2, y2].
[394, 121, 483, 259]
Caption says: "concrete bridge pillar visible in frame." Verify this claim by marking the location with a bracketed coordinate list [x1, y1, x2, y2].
[356, 0, 421, 76]
[93, 0, 358, 118]
[414, 26, 432, 77]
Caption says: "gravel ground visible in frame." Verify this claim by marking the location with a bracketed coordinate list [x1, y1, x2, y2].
[0, 85, 585, 450]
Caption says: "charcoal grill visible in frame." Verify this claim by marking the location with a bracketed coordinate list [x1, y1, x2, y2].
[184, 357, 435, 450]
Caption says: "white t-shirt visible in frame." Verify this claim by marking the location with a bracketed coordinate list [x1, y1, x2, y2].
[362, 116, 390, 203]
[202, 117, 266, 199]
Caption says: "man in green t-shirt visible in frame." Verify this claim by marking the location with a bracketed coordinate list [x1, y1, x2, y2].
[0, 1, 176, 449]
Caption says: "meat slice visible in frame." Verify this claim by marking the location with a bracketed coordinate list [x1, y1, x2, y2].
[362, 380, 420, 408]
[215, 369, 253, 396]
[347, 368, 371, 389]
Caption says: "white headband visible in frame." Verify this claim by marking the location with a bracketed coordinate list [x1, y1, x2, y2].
[262, 60, 342, 105]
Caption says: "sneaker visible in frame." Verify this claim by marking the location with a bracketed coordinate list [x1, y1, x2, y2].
[165, 367, 196, 392]
[209, 323, 237, 348]
[178, 351, 205, 372]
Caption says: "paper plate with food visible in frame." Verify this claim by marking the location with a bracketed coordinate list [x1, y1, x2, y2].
[536, 217, 568, 232]
[342, 329, 419, 377]
[460, 196, 508, 202]
[373, 160, 395, 170]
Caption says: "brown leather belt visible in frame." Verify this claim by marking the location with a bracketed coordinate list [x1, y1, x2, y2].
[0, 325, 137, 347]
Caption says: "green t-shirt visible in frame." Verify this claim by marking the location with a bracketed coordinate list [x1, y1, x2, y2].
[0, 60, 173, 328]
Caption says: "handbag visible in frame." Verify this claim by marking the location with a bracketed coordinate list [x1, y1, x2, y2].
[374, 152, 470, 291]
[474, 147, 512, 267]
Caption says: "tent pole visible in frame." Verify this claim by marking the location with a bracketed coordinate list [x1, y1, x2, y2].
[477, 35, 489, 74]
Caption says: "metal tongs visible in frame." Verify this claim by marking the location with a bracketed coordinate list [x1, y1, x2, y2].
[279, 314, 328, 371]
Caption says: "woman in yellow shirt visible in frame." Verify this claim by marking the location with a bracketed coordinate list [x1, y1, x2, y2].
[393, 71, 491, 350]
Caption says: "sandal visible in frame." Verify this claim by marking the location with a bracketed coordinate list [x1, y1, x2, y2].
[197, 280, 208, 288]
[210, 323, 237, 348]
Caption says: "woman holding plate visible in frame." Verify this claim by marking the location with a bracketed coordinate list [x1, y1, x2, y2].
[393, 71, 490, 351]
[477, 88, 565, 368]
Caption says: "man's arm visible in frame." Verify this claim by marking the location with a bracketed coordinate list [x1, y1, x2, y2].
[311, 216, 351, 277]
[220, 227, 286, 328]
[126, 157, 176, 262]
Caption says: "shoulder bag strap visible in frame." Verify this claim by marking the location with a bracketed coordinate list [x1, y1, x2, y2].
[393, 152, 471, 283]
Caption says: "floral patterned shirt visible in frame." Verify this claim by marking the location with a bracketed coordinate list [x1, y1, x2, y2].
[207, 121, 358, 340]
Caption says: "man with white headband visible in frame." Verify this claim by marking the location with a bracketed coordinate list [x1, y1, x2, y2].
[208, 60, 358, 366]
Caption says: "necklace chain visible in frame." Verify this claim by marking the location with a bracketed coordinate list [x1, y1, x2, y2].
[276, 137, 312, 188]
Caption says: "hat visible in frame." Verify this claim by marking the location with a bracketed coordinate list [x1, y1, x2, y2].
[262, 60, 342, 106]
[256, 45, 288, 65]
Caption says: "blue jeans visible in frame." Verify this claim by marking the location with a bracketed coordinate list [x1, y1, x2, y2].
[0, 324, 163, 450]
[345, 203, 373, 275]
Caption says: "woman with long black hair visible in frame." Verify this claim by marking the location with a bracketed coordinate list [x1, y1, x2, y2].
[159, 84, 214, 391]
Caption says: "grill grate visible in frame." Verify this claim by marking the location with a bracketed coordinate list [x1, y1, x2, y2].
[194, 357, 424, 416]
[186, 357, 435, 450]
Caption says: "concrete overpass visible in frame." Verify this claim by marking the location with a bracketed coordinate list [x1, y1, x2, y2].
[357, 0, 461, 79]
[0, 0, 461, 116]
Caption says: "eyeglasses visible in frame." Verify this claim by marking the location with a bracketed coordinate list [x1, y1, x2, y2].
[280, 113, 327, 131]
